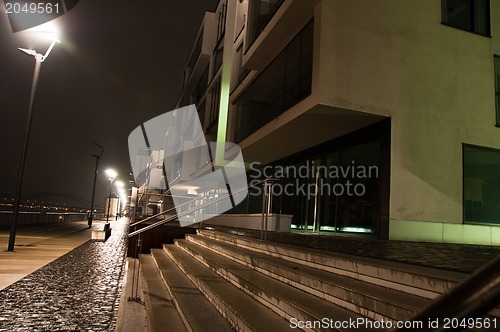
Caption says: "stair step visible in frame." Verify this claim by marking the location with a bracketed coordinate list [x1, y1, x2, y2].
[197, 229, 466, 299]
[175, 237, 369, 330]
[180, 235, 427, 322]
[161, 244, 292, 331]
[140, 254, 187, 332]
[150, 249, 233, 332]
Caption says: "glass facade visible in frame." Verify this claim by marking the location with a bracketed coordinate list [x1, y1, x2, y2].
[183, 30, 204, 87]
[194, 66, 209, 106]
[464, 144, 500, 225]
[233, 120, 390, 238]
[213, 44, 224, 78]
[442, 0, 490, 36]
[208, 77, 221, 135]
[495, 56, 500, 126]
[247, 0, 285, 49]
[232, 43, 251, 92]
[233, 20, 313, 143]
[275, 139, 381, 234]
[217, 0, 228, 43]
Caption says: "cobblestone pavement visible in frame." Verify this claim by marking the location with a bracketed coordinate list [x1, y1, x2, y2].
[0, 219, 128, 331]
[211, 226, 500, 274]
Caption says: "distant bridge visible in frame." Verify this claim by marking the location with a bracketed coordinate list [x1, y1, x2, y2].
[0, 192, 96, 212]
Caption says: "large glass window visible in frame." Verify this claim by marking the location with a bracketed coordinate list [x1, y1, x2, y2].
[442, 0, 490, 36]
[233, 20, 313, 143]
[229, 120, 390, 238]
[184, 31, 204, 87]
[207, 77, 221, 135]
[495, 56, 500, 125]
[212, 44, 224, 79]
[217, 0, 228, 43]
[194, 66, 209, 105]
[464, 144, 500, 225]
[232, 138, 384, 235]
[247, 0, 285, 49]
[232, 43, 250, 91]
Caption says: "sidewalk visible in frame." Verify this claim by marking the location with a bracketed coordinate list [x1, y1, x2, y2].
[0, 220, 105, 290]
[1, 219, 499, 331]
[0, 218, 129, 331]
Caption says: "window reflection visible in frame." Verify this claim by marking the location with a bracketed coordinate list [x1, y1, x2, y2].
[464, 144, 500, 225]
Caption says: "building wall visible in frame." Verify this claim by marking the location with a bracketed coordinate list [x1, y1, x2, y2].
[314, 0, 500, 244]
[177, 0, 500, 244]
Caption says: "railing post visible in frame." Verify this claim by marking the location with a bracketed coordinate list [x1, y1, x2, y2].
[260, 181, 267, 241]
[261, 180, 273, 241]
[129, 179, 269, 239]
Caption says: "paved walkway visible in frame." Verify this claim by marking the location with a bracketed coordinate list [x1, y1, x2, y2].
[0, 218, 129, 331]
[0, 220, 105, 290]
[1, 219, 499, 331]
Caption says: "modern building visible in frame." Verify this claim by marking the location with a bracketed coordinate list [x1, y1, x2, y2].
[173, 0, 500, 245]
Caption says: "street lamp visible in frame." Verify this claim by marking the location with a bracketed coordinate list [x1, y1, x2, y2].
[105, 169, 117, 224]
[7, 28, 60, 252]
[88, 142, 104, 228]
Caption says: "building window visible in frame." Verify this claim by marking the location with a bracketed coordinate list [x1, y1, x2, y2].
[194, 66, 209, 105]
[495, 56, 500, 126]
[234, 20, 313, 143]
[207, 77, 221, 135]
[212, 44, 224, 80]
[463, 144, 500, 225]
[184, 31, 204, 87]
[217, 0, 228, 44]
[229, 120, 391, 238]
[247, 0, 285, 49]
[442, 0, 490, 36]
[232, 43, 250, 91]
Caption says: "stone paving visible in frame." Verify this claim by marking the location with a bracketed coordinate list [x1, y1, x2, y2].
[0, 219, 128, 331]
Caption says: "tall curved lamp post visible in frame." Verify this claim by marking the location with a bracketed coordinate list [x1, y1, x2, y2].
[8, 33, 60, 252]
[105, 169, 117, 224]
[88, 142, 104, 228]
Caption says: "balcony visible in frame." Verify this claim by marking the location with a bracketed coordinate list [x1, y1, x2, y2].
[178, 12, 217, 106]
[243, 0, 320, 71]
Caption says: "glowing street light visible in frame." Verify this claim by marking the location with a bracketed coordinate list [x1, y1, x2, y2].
[8, 24, 60, 252]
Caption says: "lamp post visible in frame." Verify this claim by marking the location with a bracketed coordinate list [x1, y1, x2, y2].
[88, 142, 104, 228]
[7, 34, 60, 252]
[105, 169, 117, 224]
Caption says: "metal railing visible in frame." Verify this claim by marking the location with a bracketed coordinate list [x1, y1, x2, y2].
[128, 178, 271, 238]
[260, 180, 273, 241]
[395, 256, 500, 331]
[0, 210, 87, 226]
[128, 178, 500, 330]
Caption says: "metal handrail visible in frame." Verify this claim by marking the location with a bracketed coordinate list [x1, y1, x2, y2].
[129, 204, 176, 228]
[129, 189, 173, 227]
[395, 256, 500, 331]
[128, 178, 270, 238]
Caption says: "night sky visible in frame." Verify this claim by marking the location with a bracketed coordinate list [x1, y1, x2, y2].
[0, 0, 219, 206]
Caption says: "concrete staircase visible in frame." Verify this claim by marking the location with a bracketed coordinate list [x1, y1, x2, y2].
[142, 229, 471, 331]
